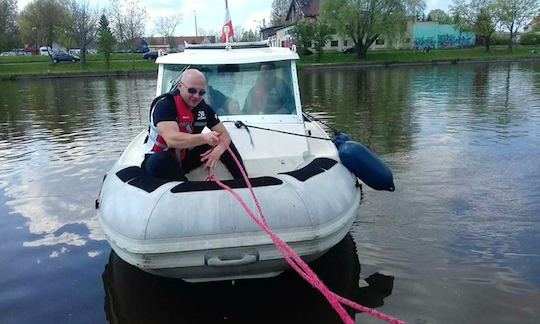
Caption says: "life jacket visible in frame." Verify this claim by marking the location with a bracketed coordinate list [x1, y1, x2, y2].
[145, 93, 194, 160]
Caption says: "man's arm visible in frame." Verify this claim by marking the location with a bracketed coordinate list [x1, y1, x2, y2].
[157, 121, 219, 149]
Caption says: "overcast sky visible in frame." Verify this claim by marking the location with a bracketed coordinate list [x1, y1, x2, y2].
[17, 0, 452, 37]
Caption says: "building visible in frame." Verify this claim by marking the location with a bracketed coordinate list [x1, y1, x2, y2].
[266, 0, 412, 52]
[524, 16, 540, 33]
[412, 22, 475, 49]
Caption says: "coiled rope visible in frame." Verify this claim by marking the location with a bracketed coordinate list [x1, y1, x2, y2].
[205, 140, 406, 324]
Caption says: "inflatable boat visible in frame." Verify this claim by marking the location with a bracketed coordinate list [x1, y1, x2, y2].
[97, 42, 393, 282]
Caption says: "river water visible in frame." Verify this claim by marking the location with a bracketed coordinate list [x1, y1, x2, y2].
[0, 62, 539, 323]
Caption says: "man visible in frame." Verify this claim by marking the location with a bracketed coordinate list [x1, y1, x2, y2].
[143, 68, 244, 181]
[243, 62, 295, 114]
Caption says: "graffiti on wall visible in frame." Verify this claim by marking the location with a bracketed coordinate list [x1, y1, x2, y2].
[438, 34, 475, 48]
[413, 34, 475, 49]
[413, 37, 436, 50]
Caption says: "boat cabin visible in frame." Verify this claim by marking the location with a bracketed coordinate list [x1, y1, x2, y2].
[155, 42, 303, 125]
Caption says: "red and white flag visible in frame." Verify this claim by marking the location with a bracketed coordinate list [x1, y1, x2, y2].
[221, 0, 234, 42]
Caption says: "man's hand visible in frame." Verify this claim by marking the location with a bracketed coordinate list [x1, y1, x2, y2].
[202, 131, 220, 146]
[200, 147, 222, 169]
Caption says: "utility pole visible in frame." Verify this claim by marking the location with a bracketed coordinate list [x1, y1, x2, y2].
[32, 26, 38, 55]
[194, 10, 198, 36]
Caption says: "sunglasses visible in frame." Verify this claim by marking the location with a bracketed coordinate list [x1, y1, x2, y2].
[181, 82, 206, 96]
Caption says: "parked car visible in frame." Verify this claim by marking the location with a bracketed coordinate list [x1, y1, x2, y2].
[69, 48, 81, 56]
[40, 46, 52, 56]
[0, 49, 31, 56]
[52, 52, 80, 63]
[135, 47, 149, 53]
[342, 46, 357, 54]
[143, 51, 163, 60]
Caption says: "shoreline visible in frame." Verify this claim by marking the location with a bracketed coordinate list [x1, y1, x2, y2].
[2, 56, 540, 81]
[298, 56, 540, 70]
[0, 70, 157, 81]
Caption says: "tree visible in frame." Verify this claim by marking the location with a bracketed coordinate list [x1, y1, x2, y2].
[98, 13, 114, 68]
[428, 9, 452, 23]
[154, 14, 182, 50]
[290, 18, 315, 53]
[451, 0, 498, 52]
[19, 0, 68, 49]
[240, 29, 259, 42]
[495, 0, 540, 51]
[290, 18, 334, 60]
[64, 0, 99, 63]
[311, 19, 334, 61]
[270, 0, 290, 26]
[321, 0, 426, 59]
[109, 0, 147, 50]
[0, 0, 20, 51]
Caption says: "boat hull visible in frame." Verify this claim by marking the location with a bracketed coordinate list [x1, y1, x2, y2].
[100, 189, 359, 282]
[98, 155, 360, 282]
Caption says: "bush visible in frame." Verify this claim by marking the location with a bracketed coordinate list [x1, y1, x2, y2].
[490, 34, 510, 45]
[520, 32, 540, 45]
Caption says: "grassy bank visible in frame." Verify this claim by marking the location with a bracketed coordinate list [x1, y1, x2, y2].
[298, 45, 540, 66]
[0, 53, 156, 79]
[2, 46, 539, 79]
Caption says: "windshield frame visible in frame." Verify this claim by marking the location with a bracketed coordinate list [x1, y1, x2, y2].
[156, 60, 303, 124]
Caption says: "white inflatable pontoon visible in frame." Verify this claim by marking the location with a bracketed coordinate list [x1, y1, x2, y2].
[97, 42, 362, 282]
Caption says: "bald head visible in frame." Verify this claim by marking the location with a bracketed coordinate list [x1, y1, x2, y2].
[180, 69, 206, 85]
[178, 68, 207, 109]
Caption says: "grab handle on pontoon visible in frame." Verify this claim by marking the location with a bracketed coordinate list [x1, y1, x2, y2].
[206, 254, 257, 267]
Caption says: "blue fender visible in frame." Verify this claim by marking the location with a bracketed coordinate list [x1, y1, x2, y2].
[336, 139, 395, 192]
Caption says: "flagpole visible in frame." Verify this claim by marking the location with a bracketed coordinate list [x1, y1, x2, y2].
[194, 10, 198, 36]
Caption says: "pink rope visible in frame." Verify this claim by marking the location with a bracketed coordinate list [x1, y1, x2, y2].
[205, 140, 406, 324]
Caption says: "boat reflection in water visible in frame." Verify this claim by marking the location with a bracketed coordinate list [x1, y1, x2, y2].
[102, 234, 395, 323]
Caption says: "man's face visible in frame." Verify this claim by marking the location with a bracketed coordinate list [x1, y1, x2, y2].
[179, 75, 207, 109]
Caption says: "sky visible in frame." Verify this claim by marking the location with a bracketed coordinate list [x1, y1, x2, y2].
[17, 0, 452, 37]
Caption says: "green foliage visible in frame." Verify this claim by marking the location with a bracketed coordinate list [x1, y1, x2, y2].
[490, 33, 510, 45]
[494, 0, 540, 51]
[290, 18, 334, 61]
[428, 9, 452, 23]
[520, 32, 540, 45]
[311, 20, 334, 61]
[98, 14, 114, 68]
[290, 19, 315, 52]
[64, 0, 99, 64]
[18, 0, 68, 48]
[0, 0, 20, 51]
[451, 0, 498, 51]
[240, 29, 259, 42]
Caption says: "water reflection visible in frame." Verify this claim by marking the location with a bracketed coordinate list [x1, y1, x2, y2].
[299, 67, 415, 155]
[0, 76, 156, 248]
[102, 234, 395, 324]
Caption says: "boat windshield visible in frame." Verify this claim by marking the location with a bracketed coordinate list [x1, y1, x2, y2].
[161, 61, 297, 116]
